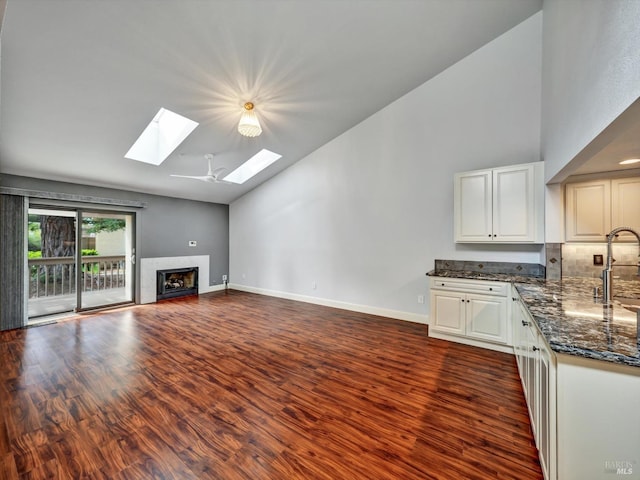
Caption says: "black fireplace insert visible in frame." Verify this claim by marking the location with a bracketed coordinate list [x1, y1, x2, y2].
[157, 267, 199, 300]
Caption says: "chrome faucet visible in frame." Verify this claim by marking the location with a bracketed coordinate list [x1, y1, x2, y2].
[602, 226, 640, 305]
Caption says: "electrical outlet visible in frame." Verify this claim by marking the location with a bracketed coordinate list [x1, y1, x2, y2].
[222, 274, 228, 282]
[593, 254, 603, 266]
[418, 294, 425, 304]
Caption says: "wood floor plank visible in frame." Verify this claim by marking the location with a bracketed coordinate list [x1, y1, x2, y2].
[0, 290, 543, 479]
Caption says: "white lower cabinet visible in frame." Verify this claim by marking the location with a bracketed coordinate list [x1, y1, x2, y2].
[513, 293, 556, 480]
[429, 277, 510, 352]
[431, 281, 640, 480]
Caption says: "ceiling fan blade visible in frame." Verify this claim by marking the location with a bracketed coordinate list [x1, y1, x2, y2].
[171, 153, 233, 185]
[170, 174, 212, 181]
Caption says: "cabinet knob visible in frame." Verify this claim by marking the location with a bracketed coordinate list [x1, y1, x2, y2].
[461, 299, 465, 302]
[489, 287, 493, 291]
[532, 346, 540, 352]
[493, 234, 497, 237]
[466, 299, 470, 303]
[522, 320, 530, 326]
[441, 283, 445, 286]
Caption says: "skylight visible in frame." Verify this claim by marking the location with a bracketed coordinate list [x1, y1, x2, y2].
[125, 108, 198, 165]
[223, 149, 283, 184]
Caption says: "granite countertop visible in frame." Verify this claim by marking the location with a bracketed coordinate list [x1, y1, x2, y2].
[513, 278, 639, 368]
[428, 269, 640, 368]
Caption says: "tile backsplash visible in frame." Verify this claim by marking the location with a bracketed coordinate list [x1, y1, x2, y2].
[545, 243, 562, 280]
[434, 259, 545, 277]
[562, 243, 640, 280]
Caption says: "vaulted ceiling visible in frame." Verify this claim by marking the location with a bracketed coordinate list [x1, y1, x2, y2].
[0, 0, 542, 204]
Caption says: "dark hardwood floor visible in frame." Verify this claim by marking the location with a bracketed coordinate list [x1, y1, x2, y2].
[0, 290, 542, 479]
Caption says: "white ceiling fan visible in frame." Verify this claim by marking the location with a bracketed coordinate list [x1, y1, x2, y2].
[170, 154, 231, 184]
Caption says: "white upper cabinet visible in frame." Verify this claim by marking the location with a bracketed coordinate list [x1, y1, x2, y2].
[454, 169, 493, 241]
[493, 165, 536, 241]
[565, 177, 640, 242]
[454, 162, 544, 243]
[565, 180, 611, 242]
[611, 177, 640, 240]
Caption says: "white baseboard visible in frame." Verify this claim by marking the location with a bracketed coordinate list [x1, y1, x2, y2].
[201, 284, 227, 294]
[227, 283, 429, 325]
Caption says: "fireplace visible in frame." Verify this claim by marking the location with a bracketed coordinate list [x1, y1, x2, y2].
[157, 267, 199, 300]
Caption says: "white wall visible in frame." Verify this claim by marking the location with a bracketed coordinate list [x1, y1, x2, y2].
[229, 13, 542, 321]
[542, 0, 640, 183]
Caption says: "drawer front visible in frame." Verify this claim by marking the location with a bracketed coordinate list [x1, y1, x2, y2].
[430, 277, 508, 296]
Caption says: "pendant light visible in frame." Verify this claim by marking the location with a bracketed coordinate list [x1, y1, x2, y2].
[237, 102, 262, 137]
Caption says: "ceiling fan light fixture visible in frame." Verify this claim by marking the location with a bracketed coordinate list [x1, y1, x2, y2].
[238, 102, 262, 137]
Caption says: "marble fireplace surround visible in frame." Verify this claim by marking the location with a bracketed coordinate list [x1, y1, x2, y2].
[140, 255, 212, 304]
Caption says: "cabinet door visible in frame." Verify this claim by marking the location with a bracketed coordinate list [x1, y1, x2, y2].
[513, 298, 528, 378]
[465, 294, 508, 344]
[565, 180, 611, 242]
[611, 177, 640, 240]
[493, 164, 536, 242]
[454, 170, 493, 242]
[537, 332, 555, 480]
[430, 290, 465, 335]
[525, 323, 539, 438]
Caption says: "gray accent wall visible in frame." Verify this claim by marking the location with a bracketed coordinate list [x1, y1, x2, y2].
[137, 193, 229, 285]
[0, 174, 229, 307]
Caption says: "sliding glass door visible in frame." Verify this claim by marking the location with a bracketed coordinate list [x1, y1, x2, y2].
[27, 207, 78, 318]
[77, 210, 135, 311]
[27, 206, 135, 321]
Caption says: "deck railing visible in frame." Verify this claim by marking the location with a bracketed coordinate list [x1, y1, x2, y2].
[28, 255, 127, 298]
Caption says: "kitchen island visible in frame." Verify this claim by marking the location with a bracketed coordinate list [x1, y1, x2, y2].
[428, 265, 639, 480]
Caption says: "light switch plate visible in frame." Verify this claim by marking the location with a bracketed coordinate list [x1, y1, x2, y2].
[188, 240, 197, 247]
